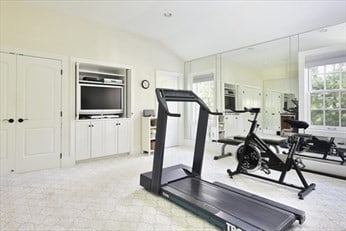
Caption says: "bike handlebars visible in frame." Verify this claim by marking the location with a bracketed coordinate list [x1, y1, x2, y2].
[155, 88, 222, 117]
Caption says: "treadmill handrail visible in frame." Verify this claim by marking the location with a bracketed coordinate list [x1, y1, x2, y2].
[156, 88, 222, 117]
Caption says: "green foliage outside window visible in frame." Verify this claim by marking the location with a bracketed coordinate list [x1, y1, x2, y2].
[325, 92, 339, 109]
[309, 62, 346, 128]
[341, 92, 346, 108]
[310, 93, 323, 109]
[326, 73, 340, 89]
[325, 110, 339, 126]
[342, 72, 346, 89]
[311, 74, 324, 90]
[341, 110, 346, 127]
[311, 110, 323, 125]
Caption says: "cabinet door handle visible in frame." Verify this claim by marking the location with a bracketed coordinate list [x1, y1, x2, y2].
[18, 118, 28, 123]
[3, 118, 14, 123]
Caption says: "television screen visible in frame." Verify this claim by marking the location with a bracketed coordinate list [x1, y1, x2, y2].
[81, 85, 122, 110]
[225, 95, 236, 111]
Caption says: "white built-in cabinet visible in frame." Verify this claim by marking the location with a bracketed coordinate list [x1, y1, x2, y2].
[142, 117, 157, 154]
[74, 60, 131, 161]
[75, 119, 130, 161]
[224, 114, 243, 137]
[0, 52, 62, 175]
[221, 84, 262, 137]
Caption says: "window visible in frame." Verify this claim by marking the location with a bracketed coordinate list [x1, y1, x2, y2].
[189, 73, 216, 140]
[308, 62, 346, 128]
[192, 73, 215, 110]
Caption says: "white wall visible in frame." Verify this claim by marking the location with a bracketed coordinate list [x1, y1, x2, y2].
[0, 2, 184, 156]
[221, 59, 262, 86]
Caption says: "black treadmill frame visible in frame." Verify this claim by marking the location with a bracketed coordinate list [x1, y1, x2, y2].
[151, 88, 218, 194]
[140, 88, 306, 231]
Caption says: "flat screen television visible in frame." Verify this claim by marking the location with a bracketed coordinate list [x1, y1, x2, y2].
[79, 84, 123, 115]
[224, 94, 236, 112]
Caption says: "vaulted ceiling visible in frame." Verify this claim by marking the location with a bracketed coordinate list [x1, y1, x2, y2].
[32, 1, 346, 61]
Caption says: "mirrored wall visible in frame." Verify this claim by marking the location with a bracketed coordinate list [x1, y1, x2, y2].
[298, 23, 345, 137]
[184, 22, 346, 141]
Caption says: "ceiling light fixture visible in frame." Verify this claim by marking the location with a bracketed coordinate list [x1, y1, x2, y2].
[163, 12, 172, 18]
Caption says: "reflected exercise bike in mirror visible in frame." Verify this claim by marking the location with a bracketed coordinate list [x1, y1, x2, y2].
[227, 107, 316, 199]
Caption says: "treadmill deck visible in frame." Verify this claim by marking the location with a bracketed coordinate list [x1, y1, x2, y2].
[162, 177, 299, 231]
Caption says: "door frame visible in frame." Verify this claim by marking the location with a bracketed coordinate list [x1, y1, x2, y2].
[0, 47, 72, 170]
[155, 70, 184, 146]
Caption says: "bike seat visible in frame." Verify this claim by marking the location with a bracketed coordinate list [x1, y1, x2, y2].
[285, 119, 309, 130]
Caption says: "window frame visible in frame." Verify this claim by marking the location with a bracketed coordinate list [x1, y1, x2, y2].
[307, 62, 346, 129]
[299, 46, 346, 136]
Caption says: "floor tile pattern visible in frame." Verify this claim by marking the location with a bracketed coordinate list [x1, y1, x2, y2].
[1, 146, 345, 230]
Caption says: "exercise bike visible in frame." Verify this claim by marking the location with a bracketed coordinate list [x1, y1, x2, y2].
[227, 107, 316, 199]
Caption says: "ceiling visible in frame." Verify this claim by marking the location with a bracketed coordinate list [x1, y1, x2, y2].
[222, 23, 346, 70]
[32, 1, 346, 61]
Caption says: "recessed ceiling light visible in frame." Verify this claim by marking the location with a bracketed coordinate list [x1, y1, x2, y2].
[319, 28, 328, 33]
[163, 12, 172, 18]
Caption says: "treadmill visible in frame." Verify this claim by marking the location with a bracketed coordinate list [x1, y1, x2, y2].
[140, 88, 305, 231]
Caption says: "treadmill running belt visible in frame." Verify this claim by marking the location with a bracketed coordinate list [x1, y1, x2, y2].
[164, 177, 296, 230]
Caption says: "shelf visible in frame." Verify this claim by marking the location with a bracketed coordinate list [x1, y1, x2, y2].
[78, 80, 125, 86]
[79, 69, 125, 77]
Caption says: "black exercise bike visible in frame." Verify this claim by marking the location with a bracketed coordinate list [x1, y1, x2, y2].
[227, 107, 316, 199]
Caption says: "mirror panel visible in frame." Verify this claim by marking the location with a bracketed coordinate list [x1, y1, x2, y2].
[184, 55, 220, 140]
[184, 23, 345, 140]
[298, 23, 345, 137]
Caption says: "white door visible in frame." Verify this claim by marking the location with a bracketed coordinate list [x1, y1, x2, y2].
[0, 53, 17, 175]
[264, 90, 281, 132]
[117, 119, 130, 154]
[103, 120, 118, 155]
[15, 55, 62, 172]
[90, 120, 104, 158]
[156, 71, 182, 147]
[75, 121, 91, 161]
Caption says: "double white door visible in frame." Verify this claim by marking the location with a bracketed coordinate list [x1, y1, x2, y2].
[0, 53, 62, 174]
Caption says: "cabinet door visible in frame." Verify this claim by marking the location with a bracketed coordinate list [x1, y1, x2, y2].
[75, 121, 91, 160]
[103, 120, 118, 155]
[264, 91, 281, 131]
[16, 55, 61, 172]
[225, 114, 242, 137]
[117, 119, 130, 154]
[0, 53, 16, 175]
[90, 120, 104, 158]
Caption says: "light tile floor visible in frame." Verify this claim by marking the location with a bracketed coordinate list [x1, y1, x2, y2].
[1, 146, 345, 230]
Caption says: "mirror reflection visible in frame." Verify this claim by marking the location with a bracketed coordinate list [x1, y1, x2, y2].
[184, 23, 345, 141]
[298, 22, 345, 135]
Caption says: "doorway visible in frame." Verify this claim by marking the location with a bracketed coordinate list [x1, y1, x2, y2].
[155, 70, 183, 148]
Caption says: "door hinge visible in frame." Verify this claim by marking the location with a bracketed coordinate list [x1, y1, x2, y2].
[60, 153, 62, 159]
[60, 69, 63, 75]
[60, 111, 63, 117]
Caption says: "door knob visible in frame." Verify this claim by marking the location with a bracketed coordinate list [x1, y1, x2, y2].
[3, 118, 14, 123]
[18, 118, 28, 123]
